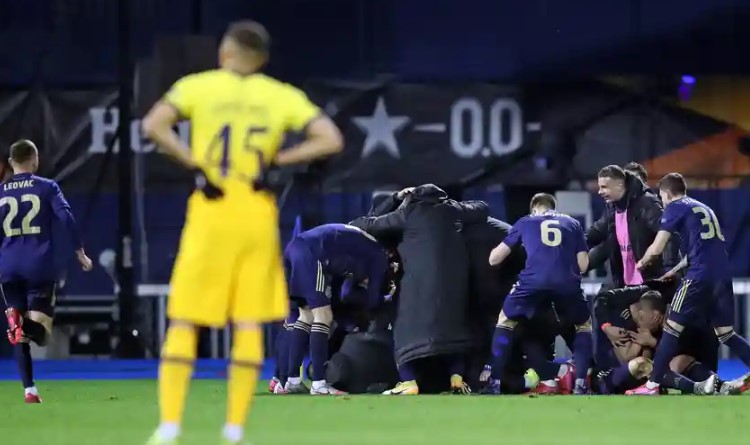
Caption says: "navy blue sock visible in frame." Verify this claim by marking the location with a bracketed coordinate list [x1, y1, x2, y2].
[398, 361, 418, 382]
[719, 331, 750, 368]
[650, 324, 681, 385]
[683, 361, 713, 382]
[287, 321, 310, 379]
[14, 343, 34, 388]
[610, 363, 633, 387]
[310, 322, 330, 381]
[276, 325, 294, 382]
[489, 326, 515, 380]
[663, 370, 696, 394]
[21, 318, 47, 345]
[572, 330, 593, 382]
[273, 326, 283, 377]
[523, 343, 559, 380]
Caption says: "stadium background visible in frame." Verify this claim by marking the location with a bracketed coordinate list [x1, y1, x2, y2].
[1, 0, 750, 377]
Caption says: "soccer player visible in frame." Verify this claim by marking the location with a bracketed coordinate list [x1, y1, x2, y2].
[283, 223, 390, 395]
[1, 139, 93, 403]
[627, 173, 750, 395]
[485, 193, 593, 394]
[141, 21, 343, 444]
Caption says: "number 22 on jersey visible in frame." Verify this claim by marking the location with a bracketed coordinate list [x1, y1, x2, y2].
[0, 195, 41, 237]
[207, 124, 268, 177]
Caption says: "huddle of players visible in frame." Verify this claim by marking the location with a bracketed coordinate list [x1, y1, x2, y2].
[268, 168, 750, 397]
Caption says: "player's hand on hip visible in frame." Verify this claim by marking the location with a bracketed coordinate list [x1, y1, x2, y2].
[192, 168, 224, 200]
[77, 250, 93, 272]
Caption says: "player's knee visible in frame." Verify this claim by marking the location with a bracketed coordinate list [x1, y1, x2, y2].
[311, 305, 333, 326]
[496, 311, 517, 329]
[669, 355, 695, 373]
[231, 326, 263, 366]
[297, 308, 314, 325]
[162, 324, 198, 361]
[628, 357, 653, 379]
[575, 317, 593, 333]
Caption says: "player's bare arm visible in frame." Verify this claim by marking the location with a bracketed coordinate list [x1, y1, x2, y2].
[576, 251, 589, 274]
[141, 102, 195, 169]
[274, 116, 343, 166]
[489, 242, 511, 266]
[636, 230, 671, 270]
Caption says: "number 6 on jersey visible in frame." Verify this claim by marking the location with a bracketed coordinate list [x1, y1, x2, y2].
[541, 220, 562, 246]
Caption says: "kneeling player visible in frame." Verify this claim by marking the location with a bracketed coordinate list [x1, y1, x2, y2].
[628, 174, 750, 395]
[1, 140, 93, 403]
[485, 193, 593, 394]
[284, 223, 389, 395]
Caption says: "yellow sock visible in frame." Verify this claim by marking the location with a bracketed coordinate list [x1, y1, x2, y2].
[226, 327, 263, 429]
[159, 324, 197, 426]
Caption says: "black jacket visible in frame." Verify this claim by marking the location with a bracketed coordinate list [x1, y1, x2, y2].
[350, 184, 487, 365]
[586, 171, 680, 288]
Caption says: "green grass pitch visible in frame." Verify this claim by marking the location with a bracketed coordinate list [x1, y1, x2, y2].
[0, 380, 747, 445]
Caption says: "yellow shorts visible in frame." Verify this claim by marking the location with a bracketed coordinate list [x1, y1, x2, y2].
[168, 197, 289, 327]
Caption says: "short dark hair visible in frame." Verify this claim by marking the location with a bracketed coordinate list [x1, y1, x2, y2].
[623, 162, 647, 182]
[9, 139, 37, 164]
[658, 173, 687, 196]
[598, 164, 626, 181]
[639, 290, 666, 314]
[530, 193, 556, 212]
[225, 20, 270, 54]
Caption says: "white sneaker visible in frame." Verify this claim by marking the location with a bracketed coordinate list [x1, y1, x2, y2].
[694, 374, 717, 395]
[284, 380, 309, 394]
[310, 383, 348, 395]
[719, 372, 750, 395]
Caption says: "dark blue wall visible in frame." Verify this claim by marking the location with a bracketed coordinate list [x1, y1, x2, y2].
[2, 0, 750, 86]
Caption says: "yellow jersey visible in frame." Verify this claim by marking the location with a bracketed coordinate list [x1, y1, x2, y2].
[164, 70, 320, 196]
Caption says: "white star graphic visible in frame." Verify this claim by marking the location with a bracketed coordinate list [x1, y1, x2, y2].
[352, 97, 410, 159]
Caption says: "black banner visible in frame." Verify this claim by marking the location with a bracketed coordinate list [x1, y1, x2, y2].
[308, 81, 544, 188]
[0, 80, 741, 192]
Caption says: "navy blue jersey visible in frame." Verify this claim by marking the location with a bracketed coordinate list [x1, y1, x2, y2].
[660, 197, 730, 282]
[297, 223, 388, 306]
[0, 173, 82, 283]
[504, 211, 587, 290]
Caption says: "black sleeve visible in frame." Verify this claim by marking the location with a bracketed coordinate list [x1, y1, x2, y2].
[350, 206, 410, 239]
[594, 285, 649, 326]
[586, 243, 609, 272]
[586, 211, 609, 248]
[368, 193, 401, 217]
[457, 200, 490, 224]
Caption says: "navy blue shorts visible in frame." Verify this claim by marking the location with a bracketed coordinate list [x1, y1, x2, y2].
[2, 281, 57, 318]
[284, 239, 331, 310]
[502, 283, 590, 326]
[669, 278, 734, 328]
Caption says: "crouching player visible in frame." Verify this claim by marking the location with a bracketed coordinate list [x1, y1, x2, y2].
[593, 291, 718, 395]
[283, 223, 390, 395]
[1, 140, 93, 403]
[485, 193, 593, 394]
